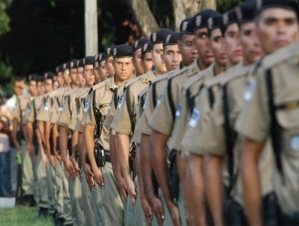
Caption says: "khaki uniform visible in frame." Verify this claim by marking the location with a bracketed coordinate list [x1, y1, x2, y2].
[83, 77, 125, 226]
[236, 44, 299, 215]
[111, 70, 154, 226]
[149, 61, 200, 226]
[12, 94, 36, 197]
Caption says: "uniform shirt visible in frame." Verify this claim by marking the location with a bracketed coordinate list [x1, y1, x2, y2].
[82, 78, 115, 151]
[12, 94, 31, 126]
[50, 87, 68, 124]
[236, 43, 299, 214]
[26, 95, 44, 123]
[111, 70, 154, 136]
[74, 88, 90, 133]
[138, 71, 173, 137]
[36, 94, 52, 122]
[168, 63, 215, 153]
[149, 60, 200, 150]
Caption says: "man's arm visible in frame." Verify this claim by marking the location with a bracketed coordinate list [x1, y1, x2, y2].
[12, 118, 21, 153]
[26, 121, 34, 155]
[240, 137, 264, 226]
[204, 154, 224, 226]
[116, 132, 136, 204]
[151, 130, 180, 225]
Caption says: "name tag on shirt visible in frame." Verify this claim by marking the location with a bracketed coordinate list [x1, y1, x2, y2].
[188, 109, 200, 128]
[117, 96, 123, 109]
[175, 104, 182, 118]
[59, 104, 64, 111]
[84, 102, 90, 112]
[157, 94, 163, 106]
[44, 102, 49, 111]
[243, 79, 256, 102]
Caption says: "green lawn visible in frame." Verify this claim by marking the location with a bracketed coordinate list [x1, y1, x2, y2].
[0, 205, 53, 226]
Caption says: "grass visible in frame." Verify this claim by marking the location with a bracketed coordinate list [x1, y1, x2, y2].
[0, 205, 53, 226]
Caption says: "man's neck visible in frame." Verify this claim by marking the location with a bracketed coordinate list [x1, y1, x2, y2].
[197, 58, 209, 71]
[214, 62, 224, 76]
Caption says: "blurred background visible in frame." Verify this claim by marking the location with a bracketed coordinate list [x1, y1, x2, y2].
[0, 0, 242, 98]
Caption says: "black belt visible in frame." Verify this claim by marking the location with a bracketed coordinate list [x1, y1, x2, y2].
[104, 151, 111, 163]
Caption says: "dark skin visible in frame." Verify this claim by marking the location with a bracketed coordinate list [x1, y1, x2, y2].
[150, 130, 180, 226]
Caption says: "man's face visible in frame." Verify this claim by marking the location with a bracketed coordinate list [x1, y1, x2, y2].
[44, 79, 53, 93]
[77, 67, 85, 86]
[98, 61, 109, 81]
[53, 80, 59, 90]
[240, 22, 262, 65]
[114, 57, 134, 82]
[70, 68, 79, 86]
[223, 23, 243, 67]
[36, 81, 43, 95]
[93, 62, 101, 84]
[152, 43, 166, 73]
[29, 80, 37, 96]
[141, 52, 154, 72]
[63, 69, 70, 85]
[256, 8, 299, 55]
[106, 56, 115, 77]
[162, 44, 182, 71]
[194, 27, 214, 67]
[209, 28, 227, 67]
[133, 48, 144, 76]
[13, 81, 24, 96]
[57, 72, 64, 86]
[84, 65, 95, 87]
[179, 34, 198, 66]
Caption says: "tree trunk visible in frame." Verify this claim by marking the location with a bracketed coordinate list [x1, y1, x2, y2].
[125, 0, 160, 38]
[173, 0, 217, 31]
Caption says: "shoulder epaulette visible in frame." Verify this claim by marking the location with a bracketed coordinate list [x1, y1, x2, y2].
[220, 62, 251, 85]
[167, 66, 188, 81]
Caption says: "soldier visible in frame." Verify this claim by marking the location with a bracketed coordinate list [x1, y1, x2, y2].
[133, 38, 151, 77]
[94, 52, 109, 82]
[106, 45, 116, 78]
[148, 10, 220, 226]
[235, 0, 299, 225]
[140, 42, 154, 73]
[12, 76, 36, 207]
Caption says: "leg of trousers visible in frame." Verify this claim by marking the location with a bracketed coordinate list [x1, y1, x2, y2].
[178, 185, 187, 226]
[21, 139, 35, 196]
[10, 147, 17, 193]
[81, 170, 96, 226]
[54, 158, 64, 218]
[0, 151, 10, 196]
[134, 176, 148, 226]
[101, 163, 124, 226]
[158, 188, 174, 226]
[61, 162, 72, 225]
[35, 149, 48, 209]
[47, 160, 56, 214]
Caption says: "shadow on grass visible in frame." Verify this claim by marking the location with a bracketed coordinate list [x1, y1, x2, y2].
[0, 205, 53, 226]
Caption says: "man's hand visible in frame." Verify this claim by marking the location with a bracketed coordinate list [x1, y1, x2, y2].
[141, 196, 154, 225]
[55, 152, 62, 162]
[48, 154, 56, 168]
[93, 167, 104, 188]
[125, 177, 136, 206]
[26, 143, 34, 156]
[41, 152, 47, 167]
[71, 157, 81, 179]
[83, 163, 94, 190]
[115, 173, 127, 200]
[167, 200, 181, 226]
[149, 195, 165, 226]
[64, 159, 74, 179]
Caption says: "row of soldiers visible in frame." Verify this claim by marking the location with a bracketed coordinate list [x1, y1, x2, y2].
[11, 0, 299, 225]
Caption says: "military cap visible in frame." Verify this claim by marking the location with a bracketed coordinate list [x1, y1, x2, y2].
[37, 75, 45, 82]
[83, 56, 94, 66]
[133, 38, 151, 53]
[77, 59, 84, 68]
[106, 45, 117, 57]
[163, 32, 180, 46]
[193, 9, 222, 31]
[44, 71, 55, 79]
[98, 52, 106, 63]
[255, 0, 299, 17]
[221, 9, 237, 35]
[56, 65, 63, 73]
[29, 74, 39, 82]
[208, 15, 223, 35]
[150, 28, 173, 45]
[235, 0, 256, 24]
[180, 17, 195, 34]
[62, 62, 70, 71]
[142, 42, 153, 55]
[69, 59, 78, 69]
[113, 44, 133, 58]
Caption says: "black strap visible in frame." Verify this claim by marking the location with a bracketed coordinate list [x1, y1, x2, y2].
[152, 82, 157, 108]
[208, 86, 215, 109]
[113, 88, 118, 109]
[265, 69, 284, 181]
[125, 86, 136, 133]
[167, 79, 176, 119]
[222, 84, 235, 195]
[67, 95, 72, 116]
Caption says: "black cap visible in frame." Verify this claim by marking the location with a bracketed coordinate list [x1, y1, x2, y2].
[44, 71, 55, 79]
[56, 65, 63, 73]
[55, 66, 59, 74]
[180, 17, 195, 35]
[113, 44, 133, 58]
[83, 56, 94, 66]
[106, 45, 117, 57]
[221, 9, 237, 35]
[62, 62, 69, 71]
[94, 53, 99, 64]
[98, 52, 106, 63]
[150, 28, 173, 44]
[163, 32, 180, 46]
[69, 59, 78, 69]
[255, 0, 299, 17]
[193, 9, 222, 31]
[235, 1, 257, 24]
[29, 74, 39, 82]
[77, 59, 84, 68]
[141, 42, 153, 56]
[133, 38, 151, 53]
[208, 15, 223, 35]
